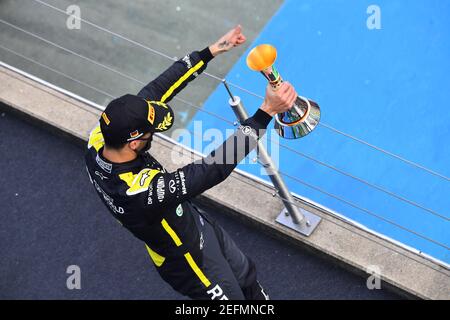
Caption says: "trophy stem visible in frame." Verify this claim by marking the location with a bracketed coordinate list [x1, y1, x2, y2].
[261, 65, 283, 89]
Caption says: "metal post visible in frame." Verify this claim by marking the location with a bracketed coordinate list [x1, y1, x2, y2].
[223, 81, 321, 236]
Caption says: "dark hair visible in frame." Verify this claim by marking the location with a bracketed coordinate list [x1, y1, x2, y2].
[103, 135, 127, 150]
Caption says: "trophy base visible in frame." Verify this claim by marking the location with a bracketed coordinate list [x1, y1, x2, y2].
[275, 97, 321, 139]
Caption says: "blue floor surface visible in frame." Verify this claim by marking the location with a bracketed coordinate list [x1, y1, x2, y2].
[186, 0, 450, 264]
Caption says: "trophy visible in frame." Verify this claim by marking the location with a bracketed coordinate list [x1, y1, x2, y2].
[246, 44, 321, 139]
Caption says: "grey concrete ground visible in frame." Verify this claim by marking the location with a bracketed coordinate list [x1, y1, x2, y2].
[0, 0, 283, 129]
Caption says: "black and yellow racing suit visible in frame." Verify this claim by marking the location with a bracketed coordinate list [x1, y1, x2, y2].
[85, 47, 271, 300]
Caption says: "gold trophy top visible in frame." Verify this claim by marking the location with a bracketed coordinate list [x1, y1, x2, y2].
[246, 44, 278, 71]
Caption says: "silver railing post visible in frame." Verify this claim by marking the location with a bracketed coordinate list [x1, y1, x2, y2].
[223, 80, 321, 236]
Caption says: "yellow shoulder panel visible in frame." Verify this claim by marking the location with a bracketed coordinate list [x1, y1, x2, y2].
[118, 168, 160, 196]
[87, 125, 105, 152]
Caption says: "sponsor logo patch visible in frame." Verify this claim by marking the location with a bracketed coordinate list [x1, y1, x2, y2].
[199, 232, 204, 250]
[156, 112, 173, 131]
[95, 171, 108, 180]
[93, 180, 124, 215]
[147, 102, 155, 125]
[119, 169, 159, 196]
[176, 204, 183, 217]
[130, 130, 140, 138]
[179, 171, 187, 195]
[101, 112, 110, 125]
[169, 180, 176, 194]
[182, 55, 192, 69]
[86, 166, 93, 184]
[207, 284, 229, 300]
[140, 171, 151, 186]
[147, 183, 154, 205]
[156, 176, 165, 203]
[95, 154, 112, 173]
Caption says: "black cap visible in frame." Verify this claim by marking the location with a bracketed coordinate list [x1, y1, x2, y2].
[100, 94, 175, 145]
